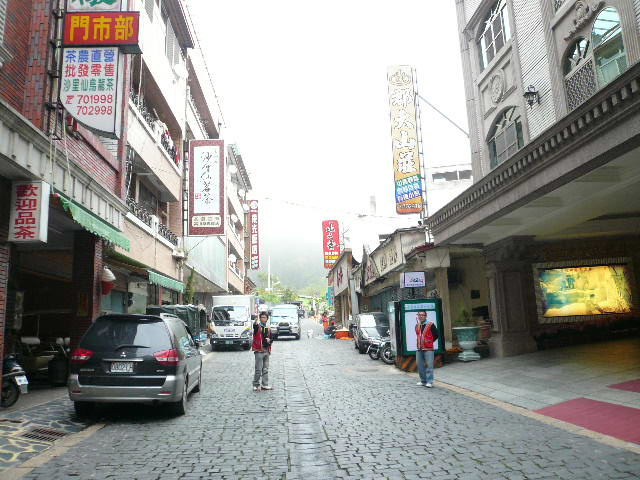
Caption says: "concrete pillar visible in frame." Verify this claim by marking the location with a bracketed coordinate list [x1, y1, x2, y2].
[434, 267, 453, 349]
[0, 179, 10, 397]
[485, 238, 538, 357]
[71, 232, 103, 349]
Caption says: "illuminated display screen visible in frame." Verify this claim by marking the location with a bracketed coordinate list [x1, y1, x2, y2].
[538, 265, 632, 317]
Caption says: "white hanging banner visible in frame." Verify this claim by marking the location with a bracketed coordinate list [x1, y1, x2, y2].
[66, 0, 123, 12]
[60, 47, 124, 138]
[8, 181, 51, 244]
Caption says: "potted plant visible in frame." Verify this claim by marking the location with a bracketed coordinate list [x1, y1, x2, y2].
[452, 309, 481, 362]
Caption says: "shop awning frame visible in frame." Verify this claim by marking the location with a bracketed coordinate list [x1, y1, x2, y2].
[147, 270, 184, 293]
[57, 194, 131, 251]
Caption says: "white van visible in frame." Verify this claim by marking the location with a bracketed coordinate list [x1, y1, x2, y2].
[269, 304, 301, 340]
[210, 295, 256, 350]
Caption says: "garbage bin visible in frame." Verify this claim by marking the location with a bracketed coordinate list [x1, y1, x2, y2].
[48, 357, 69, 386]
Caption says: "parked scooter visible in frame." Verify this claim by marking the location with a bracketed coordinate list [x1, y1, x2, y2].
[379, 338, 395, 365]
[367, 338, 383, 360]
[2, 355, 29, 408]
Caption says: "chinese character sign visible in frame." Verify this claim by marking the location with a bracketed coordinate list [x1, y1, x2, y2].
[63, 12, 141, 53]
[8, 181, 51, 243]
[60, 47, 123, 137]
[66, 0, 123, 12]
[388, 65, 423, 215]
[249, 200, 260, 270]
[189, 140, 225, 236]
[322, 220, 341, 269]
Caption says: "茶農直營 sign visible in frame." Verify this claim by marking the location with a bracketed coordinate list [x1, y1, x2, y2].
[66, 0, 123, 12]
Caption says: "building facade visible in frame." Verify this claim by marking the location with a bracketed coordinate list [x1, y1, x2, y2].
[429, 0, 640, 356]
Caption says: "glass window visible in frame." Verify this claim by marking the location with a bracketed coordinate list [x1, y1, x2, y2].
[478, 0, 511, 70]
[564, 38, 590, 75]
[81, 317, 172, 351]
[592, 7, 627, 86]
[488, 107, 523, 169]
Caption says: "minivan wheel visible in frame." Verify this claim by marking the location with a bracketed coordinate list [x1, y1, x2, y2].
[74, 401, 94, 417]
[295, 333, 300, 340]
[169, 379, 188, 416]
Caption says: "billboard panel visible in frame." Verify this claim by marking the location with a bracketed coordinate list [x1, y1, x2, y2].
[387, 65, 423, 215]
[538, 265, 632, 317]
[322, 220, 340, 269]
[63, 12, 141, 53]
[188, 140, 225, 236]
[8, 181, 50, 244]
[66, 0, 124, 12]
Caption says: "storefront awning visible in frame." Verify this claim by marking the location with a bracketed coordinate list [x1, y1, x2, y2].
[58, 195, 130, 251]
[147, 270, 184, 293]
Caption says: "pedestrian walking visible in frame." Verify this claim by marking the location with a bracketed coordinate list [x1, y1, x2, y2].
[321, 311, 329, 330]
[252, 312, 273, 391]
[415, 310, 439, 388]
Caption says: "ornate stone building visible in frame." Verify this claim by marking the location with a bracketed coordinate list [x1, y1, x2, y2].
[430, 0, 640, 356]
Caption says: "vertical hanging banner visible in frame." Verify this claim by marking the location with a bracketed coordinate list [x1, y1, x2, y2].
[188, 140, 225, 236]
[60, 0, 139, 138]
[8, 181, 51, 243]
[249, 200, 260, 270]
[322, 220, 341, 269]
[388, 65, 423, 215]
[60, 47, 124, 137]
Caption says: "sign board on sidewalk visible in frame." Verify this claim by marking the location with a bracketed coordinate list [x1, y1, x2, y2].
[8, 181, 51, 243]
[399, 299, 444, 356]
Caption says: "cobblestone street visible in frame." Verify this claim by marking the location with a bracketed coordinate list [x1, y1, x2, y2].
[16, 319, 640, 480]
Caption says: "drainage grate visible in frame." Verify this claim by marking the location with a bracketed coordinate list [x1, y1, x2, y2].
[0, 418, 25, 424]
[21, 428, 68, 443]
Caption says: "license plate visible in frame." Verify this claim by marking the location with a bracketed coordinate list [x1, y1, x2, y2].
[225, 340, 234, 345]
[110, 362, 133, 373]
[15, 375, 28, 385]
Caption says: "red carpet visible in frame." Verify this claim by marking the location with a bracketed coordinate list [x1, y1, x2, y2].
[609, 379, 640, 393]
[535, 398, 640, 444]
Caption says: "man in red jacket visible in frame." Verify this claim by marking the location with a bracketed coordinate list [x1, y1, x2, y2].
[415, 310, 439, 388]
[252, 312, 273, 391]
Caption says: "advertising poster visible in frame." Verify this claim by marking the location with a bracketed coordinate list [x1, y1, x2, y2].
[400, 299, 444, 356]
[188, 140, 225, 236]
[249, 200, 260, 269]
[538, 265, 632, 317]
[322, 220, 341, 269]
[387, 65, 423, 215]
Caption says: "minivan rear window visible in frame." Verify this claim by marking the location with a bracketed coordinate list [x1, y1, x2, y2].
[81, 316, 172, 351]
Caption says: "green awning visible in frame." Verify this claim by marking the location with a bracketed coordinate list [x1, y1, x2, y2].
[59, 195, 131, 251]
[148, 270, 184, 293]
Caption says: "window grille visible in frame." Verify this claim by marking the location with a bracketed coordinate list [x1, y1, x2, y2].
[489, 107, 523, 169]
[478, 0, 511, 70]
[565, 59, 597, 111]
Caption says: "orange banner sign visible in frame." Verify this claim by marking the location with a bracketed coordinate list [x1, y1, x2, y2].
[63, 12, 140, 53]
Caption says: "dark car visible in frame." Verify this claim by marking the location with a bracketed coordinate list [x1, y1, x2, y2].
[353, 312, 389, 354]
[68, 313, 202, 417]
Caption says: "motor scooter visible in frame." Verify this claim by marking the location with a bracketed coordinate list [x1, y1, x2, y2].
[2, 355, 29, 408]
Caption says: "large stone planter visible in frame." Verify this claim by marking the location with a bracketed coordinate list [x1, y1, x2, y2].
[452, 326, 481, 362]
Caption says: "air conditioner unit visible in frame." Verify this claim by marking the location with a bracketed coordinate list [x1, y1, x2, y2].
[172, 248, 187, 260]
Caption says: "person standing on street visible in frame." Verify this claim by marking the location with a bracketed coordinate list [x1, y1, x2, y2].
[415, 310, 439, 388]
[252, 312, 273, 391]
[321, 311, 329, 330]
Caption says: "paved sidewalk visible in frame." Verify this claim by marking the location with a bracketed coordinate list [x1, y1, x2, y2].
[437, 338, 640, 411]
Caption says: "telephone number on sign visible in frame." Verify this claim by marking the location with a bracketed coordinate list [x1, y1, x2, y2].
[76, 95, 114, 105]
[77, 105, 114, 116]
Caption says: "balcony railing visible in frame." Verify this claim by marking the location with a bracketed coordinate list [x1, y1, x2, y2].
[126, 197, 179, 246]
[130, 91, 180, 166]
[188, 94, 209, 138]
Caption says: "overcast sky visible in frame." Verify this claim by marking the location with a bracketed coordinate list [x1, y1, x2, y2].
[187, 0, 470, 270]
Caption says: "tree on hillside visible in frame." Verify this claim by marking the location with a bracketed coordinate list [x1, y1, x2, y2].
[281, 287, 298, 303]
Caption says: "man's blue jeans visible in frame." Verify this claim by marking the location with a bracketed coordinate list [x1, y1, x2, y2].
[416, 350, 434, 385]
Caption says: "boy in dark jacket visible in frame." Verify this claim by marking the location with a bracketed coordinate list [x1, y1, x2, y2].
[252, 312, 273, 391]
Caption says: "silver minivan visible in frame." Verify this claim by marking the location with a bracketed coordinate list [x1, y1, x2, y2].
[270, 304, 301, 340]
[68, 313, 202, 416]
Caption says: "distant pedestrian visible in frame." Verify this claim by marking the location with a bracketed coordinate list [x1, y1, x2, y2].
[252, 312, 273, 391]
[321, 311, 329, 330]
[415, 310, 439, 388]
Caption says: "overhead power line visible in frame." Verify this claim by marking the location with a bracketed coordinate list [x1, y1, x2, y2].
[261, 196, 403, 220]
[417, 94, 469, 138]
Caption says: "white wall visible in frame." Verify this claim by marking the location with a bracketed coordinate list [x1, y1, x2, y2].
[513, 0, 556, 139]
